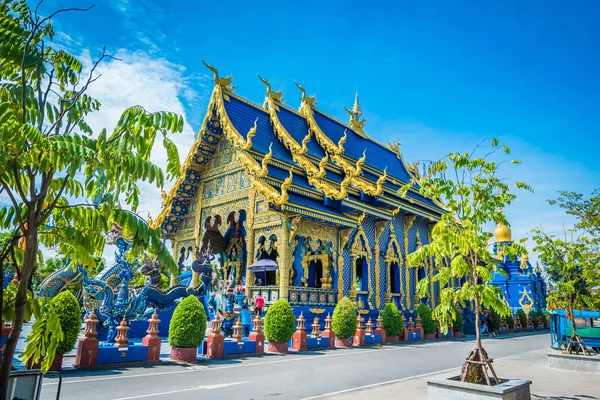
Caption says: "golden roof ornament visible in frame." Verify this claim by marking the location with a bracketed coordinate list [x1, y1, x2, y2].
[494, 222, 512, 243]
[295, 80, 317, 108]
[201, 58, 235, 91]
[258, 74, 284, 103]
[344, 89, 367, 138]
[535, 261, 542, 274]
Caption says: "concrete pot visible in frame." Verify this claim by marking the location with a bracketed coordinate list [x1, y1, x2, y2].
[427, 376, 531, 400]
[170, 347, 197, 363]
[335, 338, 352, 348]
[424, 333, 436, 340]
[548, 352, 600, 373]
[267, 342, 288, 354]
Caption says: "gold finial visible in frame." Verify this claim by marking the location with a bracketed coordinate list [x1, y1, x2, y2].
[352, 88, 362, 115]
[201, 58, 235, 91]
[494, 222, 512, 243]
[336, 130, 347, 155]
[258, 74, 284, 103]
[344, 89, 366, 137]
[295, 80, 317, 108]
[255, 143, 273, 178]
[535, 261, 542, 274]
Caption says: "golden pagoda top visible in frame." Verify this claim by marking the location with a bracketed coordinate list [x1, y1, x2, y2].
[494, 222, 512, 243]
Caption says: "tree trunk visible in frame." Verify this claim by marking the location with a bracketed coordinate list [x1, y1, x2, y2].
[474, 295, 482, 349]
[0, 226, 37, 400]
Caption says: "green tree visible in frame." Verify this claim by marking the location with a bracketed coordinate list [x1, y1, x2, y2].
[531, 228, 600, 355]
[0, 2, 183, 396]
[400, 139, 530, 385]
[549, 190, 600, 236]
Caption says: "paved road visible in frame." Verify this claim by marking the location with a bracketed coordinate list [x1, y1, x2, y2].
[40, 333, 550, 400]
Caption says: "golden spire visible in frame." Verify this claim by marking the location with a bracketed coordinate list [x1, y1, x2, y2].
[494, 222, 512, 243]
[534, 261, 542, 274]
[352, 88, 362, 115]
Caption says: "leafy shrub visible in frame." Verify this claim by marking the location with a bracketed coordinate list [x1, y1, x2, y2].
[51, 291, 82, 355]
[541, 312, 548, 326]
[332, 297, 357, 338]
[264, 298, 296, 343]
[168, 296, 207, 348]
[416, 304, 437, 334]
[452, 305, 464, 332]
[489, 309, 501, 331]
[516, 309, 527, 327]
[381, 303, 404, 336]
[506, 314, 515, 329]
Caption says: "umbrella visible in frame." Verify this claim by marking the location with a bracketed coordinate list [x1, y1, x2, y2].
[248, 259, 279, 272]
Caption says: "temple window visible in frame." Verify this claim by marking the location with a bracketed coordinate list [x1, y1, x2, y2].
[390, 262, 400, 293]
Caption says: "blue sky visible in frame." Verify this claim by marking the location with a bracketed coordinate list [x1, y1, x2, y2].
[35, 0, 600, 257]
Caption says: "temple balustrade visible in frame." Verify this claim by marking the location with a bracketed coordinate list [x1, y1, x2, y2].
[288, 287, 337, 307]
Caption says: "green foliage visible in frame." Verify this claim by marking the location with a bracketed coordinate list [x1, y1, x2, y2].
[381, 303, 404, 336]
[264, 298, 296, 343]
[0, 1, 184, 385]
[506, 314, 515, 329]
[516, 309, 527, 327]
[51, 291, 81, 355]
[401, 139, 528, 346]
[531, 228, 600, 316]
[489, 309, 501, 331]
[416, 304, 437, 334]
[452, 305, 464, 332]
[332, 296, 357, 339]
[168, 296, 206, 348]
[548, 190, 600, 236]
[20, 301, 63, 372]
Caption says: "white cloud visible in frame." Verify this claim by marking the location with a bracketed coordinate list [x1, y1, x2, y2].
[78, 49, 199, 221]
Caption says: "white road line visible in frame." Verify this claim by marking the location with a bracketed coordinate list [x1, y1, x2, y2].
[296, 348, 545, 400]
[112, 381, 250, 400]
[297, 367, 460, 400]
[42, 343, 436, 386]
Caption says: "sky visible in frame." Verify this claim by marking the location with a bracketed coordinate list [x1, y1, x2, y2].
[27, 0, 600, 264]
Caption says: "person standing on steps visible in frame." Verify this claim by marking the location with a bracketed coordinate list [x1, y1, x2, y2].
[254, 295, 265, 319]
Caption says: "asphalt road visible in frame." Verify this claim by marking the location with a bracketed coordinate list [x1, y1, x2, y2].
[40, 333, 550, 400]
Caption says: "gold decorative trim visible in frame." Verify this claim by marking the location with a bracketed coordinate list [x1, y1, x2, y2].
[309, 308, 326, 314]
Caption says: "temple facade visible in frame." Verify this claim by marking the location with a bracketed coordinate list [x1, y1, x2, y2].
[491, 223, 547, 313]
[152, 62, 450, 321]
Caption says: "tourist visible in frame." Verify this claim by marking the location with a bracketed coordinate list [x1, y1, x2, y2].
[240, 304, 252, 337]
[485, 311, 496, 337]
[481, 310, 489, 334]
[205, 315, 212, 337]
[254, 295, 264, 318]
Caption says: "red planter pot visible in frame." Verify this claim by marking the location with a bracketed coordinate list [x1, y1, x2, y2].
[170, 347, 198, 363]
[267, 342, 288, 354]
[424, 333, 437, 341]
[387, 336, 400, 343]
[335, 338, 352, 348]
[26, 353, 63, 371]
[453, 332, 465, 338]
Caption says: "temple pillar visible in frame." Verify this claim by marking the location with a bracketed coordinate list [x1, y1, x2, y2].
[279, 215, 290, 299]
[191, 183, 205, 288]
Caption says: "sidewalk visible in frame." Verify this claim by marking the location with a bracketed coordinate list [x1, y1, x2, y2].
[328, 348, 600, 400]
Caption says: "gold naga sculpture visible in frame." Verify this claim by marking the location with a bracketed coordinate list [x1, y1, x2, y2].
[258, 73, 285, 103]
[294, 80, 317, 108]
[252, 169, 294, 206]
[201, 58, 235, 91]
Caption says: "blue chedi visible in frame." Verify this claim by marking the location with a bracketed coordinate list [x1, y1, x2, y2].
[490, 222, 547, 314]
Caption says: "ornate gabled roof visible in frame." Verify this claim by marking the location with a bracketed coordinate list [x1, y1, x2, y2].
[153, 63, 446, 236]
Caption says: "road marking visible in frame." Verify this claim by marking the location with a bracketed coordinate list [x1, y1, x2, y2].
[112, 381, 250, 399]
[42, 344, 426, 386]
[296, 348, 545, 400]
[297, 367, 460, 400]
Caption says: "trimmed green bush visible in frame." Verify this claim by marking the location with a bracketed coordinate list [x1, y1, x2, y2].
[516, 309, 527, 327]
[506, 314, 515, 329]
[332, 297, 357, 338]
[490, 309, 501, 331]
[381, 303, 404, 336]
[416, 304, 436, 334]
[452, 305, 464, 332]
[51, 291, 82, 355]
[168, 296, 207, 348]
[264, 298, 296, 343]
